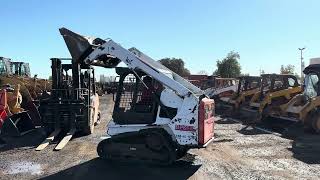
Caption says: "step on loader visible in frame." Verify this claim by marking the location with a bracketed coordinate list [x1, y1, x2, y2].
[59, 27, 215, 165]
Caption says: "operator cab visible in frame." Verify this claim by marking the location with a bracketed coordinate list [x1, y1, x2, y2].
[237, 76, 261, 96]
[113, 67, 174, 125]
[257, 74, 299, 101]
[303, 64, 320, 99]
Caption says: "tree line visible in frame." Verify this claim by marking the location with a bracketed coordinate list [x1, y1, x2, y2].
[159, 52, 298, 78]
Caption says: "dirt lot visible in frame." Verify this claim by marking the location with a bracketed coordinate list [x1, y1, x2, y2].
[0, 95, 319, 180]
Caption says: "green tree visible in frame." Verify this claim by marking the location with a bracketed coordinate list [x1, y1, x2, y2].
[159, 58, 190, 76]
[280, 64, 295, 74]
[216, 51, 241, 78]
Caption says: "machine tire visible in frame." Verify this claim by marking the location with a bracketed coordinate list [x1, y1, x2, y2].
[94, 112, 101, 126]
[97, 138, 112, 159]
[83, 109, 94, 135]
[304, 110, 319, 133]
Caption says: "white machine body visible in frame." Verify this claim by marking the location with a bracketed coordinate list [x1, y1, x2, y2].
[60, 28, 215, 147]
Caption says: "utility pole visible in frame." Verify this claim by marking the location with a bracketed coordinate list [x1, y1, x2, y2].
[298, 47, 306, 81]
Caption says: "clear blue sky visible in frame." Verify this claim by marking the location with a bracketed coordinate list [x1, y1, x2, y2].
[1, 0, 319, 78]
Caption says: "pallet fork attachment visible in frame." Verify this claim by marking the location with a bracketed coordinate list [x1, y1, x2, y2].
[36, 128, 61, 151]
[54, 128, 76, 151]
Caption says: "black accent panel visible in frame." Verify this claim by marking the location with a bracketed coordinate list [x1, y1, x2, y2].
[159, 106, 177, 119]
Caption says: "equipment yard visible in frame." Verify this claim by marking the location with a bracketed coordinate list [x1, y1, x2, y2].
[1, 3, 320, 179]
[1, 95, 319, 180]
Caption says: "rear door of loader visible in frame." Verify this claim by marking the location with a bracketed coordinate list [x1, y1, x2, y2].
[198, 98, 215, 145]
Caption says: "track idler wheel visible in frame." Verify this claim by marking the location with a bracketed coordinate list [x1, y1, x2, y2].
[97, 138, 111, 160]
[83, 110, 95, 135]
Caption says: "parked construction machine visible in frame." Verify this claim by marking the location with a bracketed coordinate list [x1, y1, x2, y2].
[279, 61, 320, 133]
[0, 57, 31, 77]
[240, 74, 301, 123]
[214, 76, 261, 116]
[36, 58, 100, 151]
[204, 77, 239, 99]
[0, 57, 44, 137]
[59, 27, 215, 164]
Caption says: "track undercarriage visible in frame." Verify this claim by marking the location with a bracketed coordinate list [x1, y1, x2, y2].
[97, 129, 187, 165]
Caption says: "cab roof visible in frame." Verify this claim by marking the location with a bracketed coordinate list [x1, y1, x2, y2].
[304, 64, 320, 74]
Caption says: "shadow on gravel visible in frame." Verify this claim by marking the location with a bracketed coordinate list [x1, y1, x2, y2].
[0, 128, 46, 152]
[41, 155, 201, 180]
[237, 126, 270, 136]
[0, 127, 98, 152]
[215, 118, 239, 124]
[289, 135, 320, 164]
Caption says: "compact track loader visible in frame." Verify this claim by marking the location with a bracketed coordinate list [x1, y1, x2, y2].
[214, 76, 261, 116]
[59, 28, 215, 165]
[240, 74, 301, 123]
[279, 62, 320, 133]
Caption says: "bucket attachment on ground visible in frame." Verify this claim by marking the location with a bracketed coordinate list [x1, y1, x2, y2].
[1, 112, 35, 137]
[24, 101, 41, 126]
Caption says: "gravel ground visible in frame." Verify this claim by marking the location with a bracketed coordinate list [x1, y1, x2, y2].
[0, 95, 319, 180]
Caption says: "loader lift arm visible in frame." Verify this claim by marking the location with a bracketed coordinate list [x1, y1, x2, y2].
[59, 28, 203, 99]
